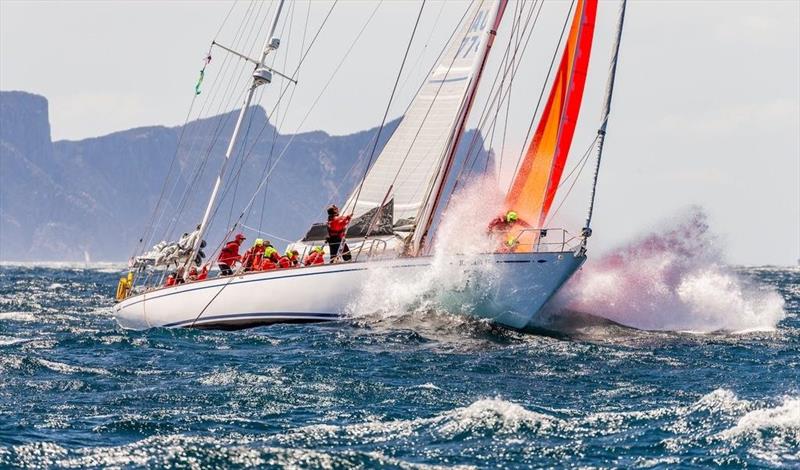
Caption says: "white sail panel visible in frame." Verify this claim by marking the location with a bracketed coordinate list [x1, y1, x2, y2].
[343, 0, 504, 227]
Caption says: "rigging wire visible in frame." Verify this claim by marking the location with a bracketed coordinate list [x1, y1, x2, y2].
[349, 0, 428, 218]
[543, 135, 598, 227]
[140, 0, 256, 254]
[149, 0, 261, 245]
[302, 0, 477, 231]
[213, 1, 384, 253]
[375, 1, 483, 206]
[510, 0, 576, 185]
[197, 0, 365, 262]
[162, 1, 274, 243]
[255, 0, 305, 230]
[307, 0, 477, 225]
[216, 0, 297, 231]
[452, 0, 541, 190]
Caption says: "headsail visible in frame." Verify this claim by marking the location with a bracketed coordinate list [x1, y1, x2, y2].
[505, 0, 598, 228]
[343, 0, 507, 245]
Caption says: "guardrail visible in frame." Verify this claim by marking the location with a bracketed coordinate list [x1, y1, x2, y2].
[501, 228, 583, 253]
[122, 229, 582, 300]
[328, 237, 389, 264]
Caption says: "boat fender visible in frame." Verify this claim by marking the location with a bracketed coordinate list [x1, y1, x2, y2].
[115, 272, 134, 301]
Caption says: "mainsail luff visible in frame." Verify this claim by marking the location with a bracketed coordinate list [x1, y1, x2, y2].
[411, 0, 509, 256]
[505, 0, 598, 229]
[342, 0, 507, 247]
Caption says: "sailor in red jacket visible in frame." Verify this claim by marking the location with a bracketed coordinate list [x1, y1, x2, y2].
[304, 246, 325, 266]
[218, 233, 245, 276]
[278, 249, 300, 268]
[241, 238, 265, 272]
[326, 205, 352, 262]
[488, 210, 531, 251]
[488, 210, 529, 233]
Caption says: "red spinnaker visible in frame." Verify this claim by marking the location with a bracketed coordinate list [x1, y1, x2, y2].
[505, 0, 598, 228]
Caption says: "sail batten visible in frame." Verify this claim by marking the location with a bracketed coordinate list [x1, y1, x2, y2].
[505, 0, 598, 230]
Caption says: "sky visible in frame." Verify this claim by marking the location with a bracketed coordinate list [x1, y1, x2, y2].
[1, 0, 798, 266]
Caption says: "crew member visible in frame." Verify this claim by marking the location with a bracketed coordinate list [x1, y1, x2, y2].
[487, 210, 531, 251]
[326, 205, 352, 262]
[242, 238, 265, 271]
[218, 233, 245, 276]
[304, 246, 325, 266]
[197, 265, 209, 280]
[286, 249, 300, 267]
[277, 249, 300, 268]
[488, 210, 529, 233]
[258, 243, 280, 271]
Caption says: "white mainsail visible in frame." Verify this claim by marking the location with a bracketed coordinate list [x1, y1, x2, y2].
[342, 0, 506, 239]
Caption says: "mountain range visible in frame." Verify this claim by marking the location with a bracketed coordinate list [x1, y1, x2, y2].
[0, 91, 490, 262]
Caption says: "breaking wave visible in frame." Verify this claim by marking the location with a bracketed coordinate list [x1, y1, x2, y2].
[6, 391, 796, 467]
[545, 208, 786, 333]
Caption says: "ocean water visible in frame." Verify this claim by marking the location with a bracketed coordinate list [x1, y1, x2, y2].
[0, 261, 797, 469]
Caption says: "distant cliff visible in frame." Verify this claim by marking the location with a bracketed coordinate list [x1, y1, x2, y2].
[0, 91, 490, 262]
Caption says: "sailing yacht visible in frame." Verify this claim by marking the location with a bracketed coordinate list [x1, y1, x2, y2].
[113, 0, 627, 330]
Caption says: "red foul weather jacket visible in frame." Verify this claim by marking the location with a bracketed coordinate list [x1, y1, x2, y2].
[304, 252, 324, 266]
[327, 215, 352, 239]
[218, 241, 241, 266]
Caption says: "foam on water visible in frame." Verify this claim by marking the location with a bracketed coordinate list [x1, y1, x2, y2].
[348, 177, 504, 329]
[546, 208, 786, 333]
[1, 232, 797, 468]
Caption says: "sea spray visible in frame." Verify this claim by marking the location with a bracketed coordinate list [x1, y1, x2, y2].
[545, 207, 786, 332]
[347, 177, 504, 325]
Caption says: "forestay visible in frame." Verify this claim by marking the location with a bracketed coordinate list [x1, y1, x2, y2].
[342, 0, 506, 234]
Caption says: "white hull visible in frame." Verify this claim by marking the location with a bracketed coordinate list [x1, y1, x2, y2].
[113, 251, 584, 331]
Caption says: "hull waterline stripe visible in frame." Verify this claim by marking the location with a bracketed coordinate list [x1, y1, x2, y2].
[164, 311, 342, 328]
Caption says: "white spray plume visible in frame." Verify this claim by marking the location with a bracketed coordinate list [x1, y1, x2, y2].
[546, 207, 786, 333]
[348, 177, 505, 324]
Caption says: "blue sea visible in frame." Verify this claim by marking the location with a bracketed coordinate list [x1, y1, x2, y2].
[0, 263, 798, 468]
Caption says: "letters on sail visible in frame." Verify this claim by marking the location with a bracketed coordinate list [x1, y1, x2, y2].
[342, 0, 507, 243]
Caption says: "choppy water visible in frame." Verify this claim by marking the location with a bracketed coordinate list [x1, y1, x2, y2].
[0, 263, 798, 468]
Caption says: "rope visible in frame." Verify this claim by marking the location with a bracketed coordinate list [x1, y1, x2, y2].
[452, 0, 541, 193]
[511, 0, 576, 183]
[238, 223, 294, 243]
[543, 135, 599, 227]
[193, 0, 350, 266]
[349, 0, 428, 218]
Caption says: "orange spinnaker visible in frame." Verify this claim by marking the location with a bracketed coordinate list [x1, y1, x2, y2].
[505, 0, 598, 230]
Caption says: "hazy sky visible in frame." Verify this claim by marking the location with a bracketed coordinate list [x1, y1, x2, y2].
[1, 0, 798, 265]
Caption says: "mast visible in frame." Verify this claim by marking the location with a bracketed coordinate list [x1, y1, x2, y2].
[409, 0, 508, 256]
[189, 0, 288, 267]
[583, 0, 627, 236]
